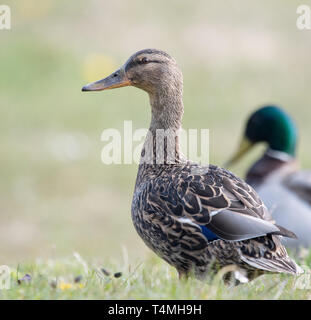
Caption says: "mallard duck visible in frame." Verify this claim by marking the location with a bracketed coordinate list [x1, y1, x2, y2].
[82, 50, 302, 282]
[226, 105, 311, 249]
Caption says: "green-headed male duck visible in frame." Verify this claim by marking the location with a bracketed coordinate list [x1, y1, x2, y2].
[227, 105, 311, 248]
[82, 50, 302, 282]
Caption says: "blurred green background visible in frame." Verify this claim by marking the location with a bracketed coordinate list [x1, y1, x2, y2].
[1, 0, 310, 264]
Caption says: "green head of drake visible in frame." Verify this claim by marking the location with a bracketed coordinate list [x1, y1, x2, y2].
[226, 105, 298, 166]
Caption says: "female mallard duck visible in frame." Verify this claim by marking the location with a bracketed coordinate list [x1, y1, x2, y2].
[82, 50, 302, 281]
[226, 105, 311, 249]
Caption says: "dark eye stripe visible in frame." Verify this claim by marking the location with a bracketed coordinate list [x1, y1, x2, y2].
[148, 60, 161, 64]
[125, 59, 161, 72]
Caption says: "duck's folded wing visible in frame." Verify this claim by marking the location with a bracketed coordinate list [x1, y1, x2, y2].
[146, 165, 297, 241]
[207, 209, 282, 241]
[284, 170, 311, 205]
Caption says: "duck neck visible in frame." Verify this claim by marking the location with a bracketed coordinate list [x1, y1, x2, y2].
[149, 88, 184, 133]
[141, 87, 185, 165]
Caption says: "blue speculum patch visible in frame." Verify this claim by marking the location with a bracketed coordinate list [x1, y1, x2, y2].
[200, 225, 219, 241]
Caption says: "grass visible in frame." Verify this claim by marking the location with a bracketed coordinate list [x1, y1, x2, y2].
[1, 253, 311, 300]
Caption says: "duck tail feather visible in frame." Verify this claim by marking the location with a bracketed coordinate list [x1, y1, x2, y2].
[274, 224, 298, 239]
[241, 254, 303, 275]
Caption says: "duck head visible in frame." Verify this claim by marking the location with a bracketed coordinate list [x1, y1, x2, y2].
[226, 105, 298, 167]
[82, 49, 182, 95]
[82, 49, 184, 132]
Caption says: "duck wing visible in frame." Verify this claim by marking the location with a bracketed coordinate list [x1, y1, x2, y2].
[204, 209, 281, 241]
[145, 164, 296, 241]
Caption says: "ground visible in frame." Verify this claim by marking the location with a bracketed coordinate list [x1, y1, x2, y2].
[1, 252, 311, 299]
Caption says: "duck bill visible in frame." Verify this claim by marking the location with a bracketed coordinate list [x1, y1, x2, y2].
[225, 138, 254, 167]
[82, 68, 131, 92]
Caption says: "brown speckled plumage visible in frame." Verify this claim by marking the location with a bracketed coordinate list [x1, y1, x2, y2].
[83, 49, 302, 282]
[132, 162, 300, 280]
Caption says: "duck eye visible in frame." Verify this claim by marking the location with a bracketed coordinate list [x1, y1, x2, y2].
[140, 57, 148, 64]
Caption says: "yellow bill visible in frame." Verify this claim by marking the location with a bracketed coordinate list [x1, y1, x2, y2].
[225, 138, 254, 167]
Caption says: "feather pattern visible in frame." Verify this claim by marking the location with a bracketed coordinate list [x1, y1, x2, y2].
[132, 162, 302, 280]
